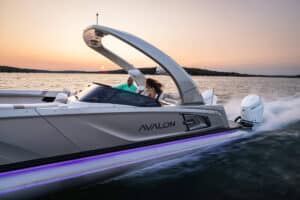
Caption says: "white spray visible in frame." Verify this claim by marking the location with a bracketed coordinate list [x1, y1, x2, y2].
[107, 96, 300, 182]
[225, 95, 300, 132]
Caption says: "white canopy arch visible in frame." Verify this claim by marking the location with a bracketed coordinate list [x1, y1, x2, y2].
[83, 25, 204, 105]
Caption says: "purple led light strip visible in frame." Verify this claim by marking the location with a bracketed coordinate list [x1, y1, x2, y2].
[0, 137, 213, 195]
[0, 130, 235, 178]
[0, 130, 237, 195]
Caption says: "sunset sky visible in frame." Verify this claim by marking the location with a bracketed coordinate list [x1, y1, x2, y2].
[0, 0, 299, 75]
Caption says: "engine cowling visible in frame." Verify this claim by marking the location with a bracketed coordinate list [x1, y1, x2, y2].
[235, 94, 264, 128]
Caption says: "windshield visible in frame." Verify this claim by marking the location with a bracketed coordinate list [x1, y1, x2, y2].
[77, 84, 161, 107]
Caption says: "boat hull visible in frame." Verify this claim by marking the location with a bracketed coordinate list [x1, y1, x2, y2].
[0, 105, 229, 166]
[0, 129, 244, 199]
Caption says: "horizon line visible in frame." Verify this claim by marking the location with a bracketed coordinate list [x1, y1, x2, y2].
[1, 65, 299, 78]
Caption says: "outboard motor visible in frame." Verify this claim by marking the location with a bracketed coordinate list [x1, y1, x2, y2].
[235, 94, 264, 128]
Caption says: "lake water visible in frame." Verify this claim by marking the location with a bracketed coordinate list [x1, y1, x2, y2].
[0, 73, 300, 199]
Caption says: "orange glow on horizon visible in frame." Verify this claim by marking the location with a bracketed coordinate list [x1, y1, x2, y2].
[0, 0, 299, 75]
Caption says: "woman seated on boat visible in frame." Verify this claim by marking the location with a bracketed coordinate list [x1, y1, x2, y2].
[145, 78, 163, 101]
[113, 76, 137, 93]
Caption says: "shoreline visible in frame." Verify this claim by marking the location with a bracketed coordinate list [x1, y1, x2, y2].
[0, 66, 299, 78]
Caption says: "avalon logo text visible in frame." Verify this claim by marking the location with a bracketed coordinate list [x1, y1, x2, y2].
[138, 121, 176, 132]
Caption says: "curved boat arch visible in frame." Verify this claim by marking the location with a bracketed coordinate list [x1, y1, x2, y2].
[83, 25, 203, 105]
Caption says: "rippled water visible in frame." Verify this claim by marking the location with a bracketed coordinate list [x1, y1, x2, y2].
[0, 73, 300, 199]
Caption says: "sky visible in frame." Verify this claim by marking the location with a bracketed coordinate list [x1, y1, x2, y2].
[0, 0, 299, 75]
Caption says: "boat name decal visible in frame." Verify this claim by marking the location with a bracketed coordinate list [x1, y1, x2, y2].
[138, 121, 176, 132]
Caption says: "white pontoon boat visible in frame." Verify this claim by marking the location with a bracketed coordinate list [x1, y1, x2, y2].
[0, 24, 264, 199]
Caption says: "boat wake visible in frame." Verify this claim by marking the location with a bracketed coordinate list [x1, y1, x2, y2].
[104, 130, 250, 183]
[255, 96, 300, 132]
[103, 96, 300, 183]
[225, 95, 300, 132]
[103, 144, 218, 183]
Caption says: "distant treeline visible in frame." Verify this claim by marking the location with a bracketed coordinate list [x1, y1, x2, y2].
[0, 65, 299, 78]
[0, 66, 95, 74]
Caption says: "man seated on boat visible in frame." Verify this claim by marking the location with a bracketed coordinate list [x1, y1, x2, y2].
[113, 76, 137, 93]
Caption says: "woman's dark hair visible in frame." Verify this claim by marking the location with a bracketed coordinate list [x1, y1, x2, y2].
[146, 78, 163, 94]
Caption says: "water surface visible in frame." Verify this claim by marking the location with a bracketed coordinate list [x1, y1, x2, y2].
[0, 73, 299, 199]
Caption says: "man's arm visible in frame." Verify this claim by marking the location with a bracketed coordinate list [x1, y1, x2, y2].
[113, 84, 126, 89]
